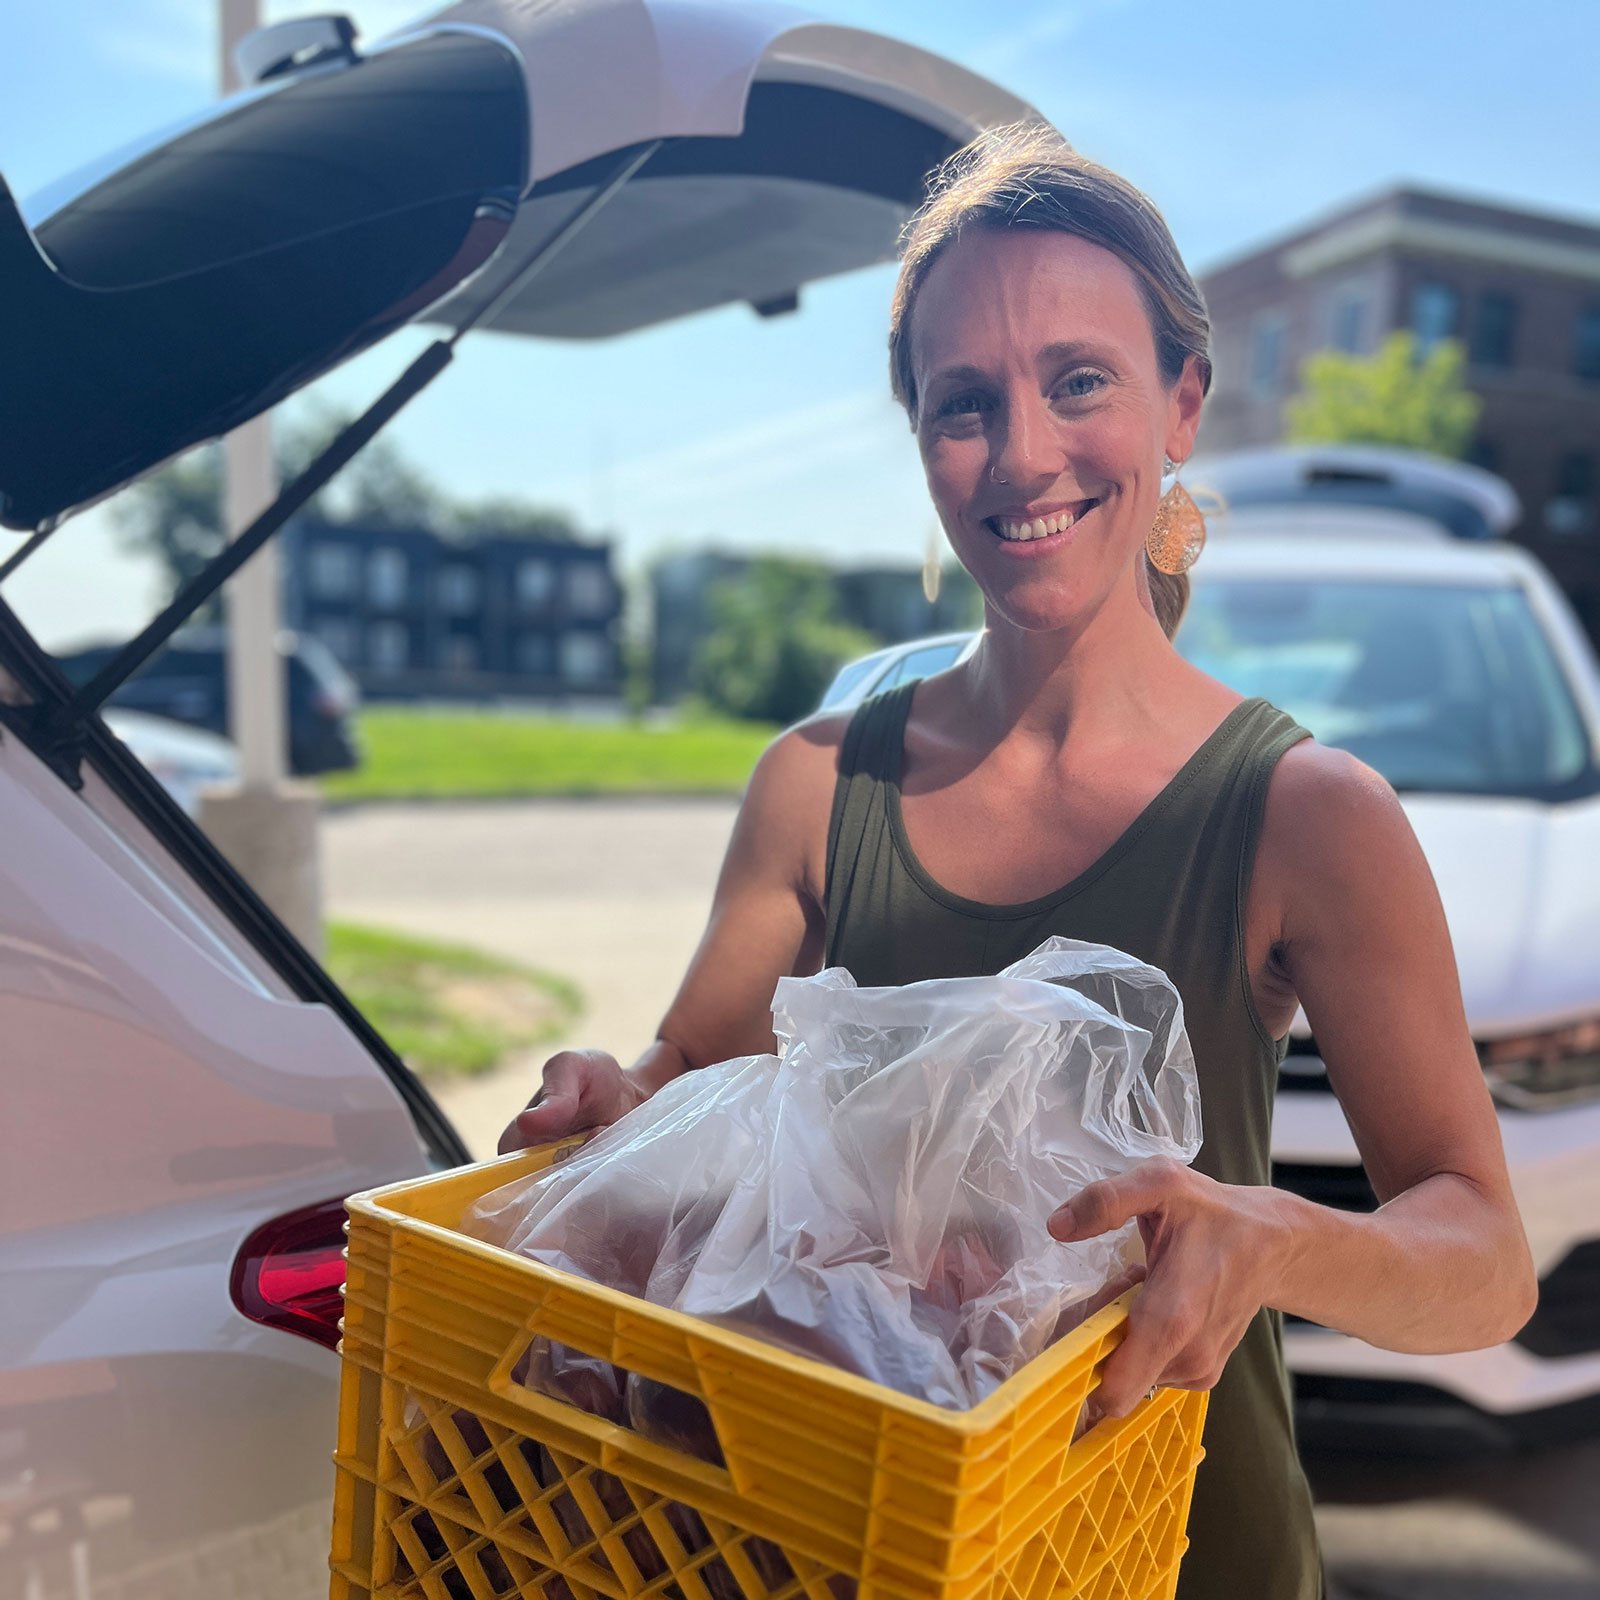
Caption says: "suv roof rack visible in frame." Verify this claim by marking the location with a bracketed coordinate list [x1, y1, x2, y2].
[1189, 445, 1521, 542]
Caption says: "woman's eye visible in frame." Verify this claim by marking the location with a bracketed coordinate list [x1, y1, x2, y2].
[935, 391, 986, 420]
[1055, 370, 1107, 402]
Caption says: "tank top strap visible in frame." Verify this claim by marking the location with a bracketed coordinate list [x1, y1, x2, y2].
[825, 683, 916, 956]
[1127, 697, 1310, 1057]
[1136, 697, 1309, 913]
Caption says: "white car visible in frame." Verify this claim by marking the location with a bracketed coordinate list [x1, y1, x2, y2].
[823, 446, 1600, 1443]
[101, 709, 240, 817]
[0, 6, 1030, 1599]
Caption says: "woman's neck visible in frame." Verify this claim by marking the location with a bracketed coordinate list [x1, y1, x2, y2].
[964, 582, 1201, 751]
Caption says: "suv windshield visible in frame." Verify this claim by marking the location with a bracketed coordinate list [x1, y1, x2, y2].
[1177, 578, 1595, 797]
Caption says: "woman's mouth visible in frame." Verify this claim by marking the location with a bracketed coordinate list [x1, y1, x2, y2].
[984, 499, 1099, 548]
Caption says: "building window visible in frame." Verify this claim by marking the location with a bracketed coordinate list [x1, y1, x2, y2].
[312, 616, 361, 665]
[368, 621, 410, 674]
[310, 544, 359, 599]
[1329, 288, 1368, 354]
[439, 565, 479, 615]
[1249, 313, 1287, 399]
[559, 632, 610, 685]
[368, 548, 408, 609]
[1546, 453, 1595, 538]
[516, 633, 555, 676]
[517, 557, 555, 606]
[438, 635, 479, 673]
[1576, 306, 1600, 382]
[1410, 281, 1459, 356]
[1470, 290, 1517, 368]
[566, 562, 613, 618]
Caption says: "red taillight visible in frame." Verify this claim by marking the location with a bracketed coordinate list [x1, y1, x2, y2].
[230, 1197, 349, 1351]
[313, 688, 353, 719]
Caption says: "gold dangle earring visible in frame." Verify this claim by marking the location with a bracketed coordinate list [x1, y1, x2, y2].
[922, 520, 943, 605]
[1146, 454, 1207, 576]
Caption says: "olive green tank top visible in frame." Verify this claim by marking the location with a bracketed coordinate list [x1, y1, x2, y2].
[825, 684, 1323, 1600]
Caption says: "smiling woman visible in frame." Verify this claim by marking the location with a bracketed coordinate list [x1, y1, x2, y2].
[498, 123, 1537, 1600]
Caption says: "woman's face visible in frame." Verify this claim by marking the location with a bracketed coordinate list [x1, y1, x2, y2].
[909, 227, 1204, 634]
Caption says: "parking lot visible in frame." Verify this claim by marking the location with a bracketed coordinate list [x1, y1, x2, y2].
[324, 796, 1600, 1599]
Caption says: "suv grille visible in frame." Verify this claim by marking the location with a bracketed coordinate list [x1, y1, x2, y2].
[1516, 1240, 1600, 1358]
[1271, 1160, 1379, 1213]
[1277, 1036, 1334, 1095]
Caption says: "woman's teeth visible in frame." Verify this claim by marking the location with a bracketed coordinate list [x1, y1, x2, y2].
[993, 509, 1080, 542]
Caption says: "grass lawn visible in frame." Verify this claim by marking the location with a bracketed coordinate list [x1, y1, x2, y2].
[322, 709, 775, 801]
[326, 921, 582, 1078]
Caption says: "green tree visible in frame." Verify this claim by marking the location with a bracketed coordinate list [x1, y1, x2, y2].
[690, 559, 878, 725]
[1285, 332, 1481, 458]
[112, 447, 226, 613]
[442, 496, 579, 544]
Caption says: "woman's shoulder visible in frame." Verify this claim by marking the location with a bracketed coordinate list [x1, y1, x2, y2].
[1255, 735, 1425, 920]
[730, 707, 870, 907]
[735, 705, 854, 848]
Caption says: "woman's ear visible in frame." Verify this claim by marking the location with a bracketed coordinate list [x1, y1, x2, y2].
[1164, 354, 1207, 464]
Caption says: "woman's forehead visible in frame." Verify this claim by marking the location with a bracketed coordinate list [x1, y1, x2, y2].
[911, 228, 1150, 375]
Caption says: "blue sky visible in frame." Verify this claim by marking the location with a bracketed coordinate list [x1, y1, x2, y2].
[3, 0, 1598, 646]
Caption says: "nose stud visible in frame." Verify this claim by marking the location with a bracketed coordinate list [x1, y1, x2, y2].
[990, 466, 1008, 485]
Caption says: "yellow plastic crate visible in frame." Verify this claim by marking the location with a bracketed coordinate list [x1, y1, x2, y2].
[331, 1141, 1207, 1600]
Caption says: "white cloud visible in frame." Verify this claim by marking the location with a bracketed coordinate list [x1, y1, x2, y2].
[972, 0, 1136, 76]
[510, 381, 934, 572]
[92, 0, 212, 86]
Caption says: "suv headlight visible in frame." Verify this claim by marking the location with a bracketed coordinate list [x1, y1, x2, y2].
[1481, 1018, 1600, 1110]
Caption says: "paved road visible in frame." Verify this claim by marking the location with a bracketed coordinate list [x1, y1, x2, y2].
[325, 797, 739, 1157]
[323, 797, 1600, 1598]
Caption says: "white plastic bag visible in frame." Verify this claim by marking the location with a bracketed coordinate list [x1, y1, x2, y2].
[468, 937, 1202, 1421]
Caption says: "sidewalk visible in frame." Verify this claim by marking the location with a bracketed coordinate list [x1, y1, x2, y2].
[324, 795, 739, 1157]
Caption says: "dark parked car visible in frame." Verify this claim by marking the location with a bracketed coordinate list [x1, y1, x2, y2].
[55, 626, 360, 775]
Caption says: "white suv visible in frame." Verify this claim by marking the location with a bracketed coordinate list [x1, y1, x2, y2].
[0, 5, 1030, 1597]
[823, 446, 1600, 1445]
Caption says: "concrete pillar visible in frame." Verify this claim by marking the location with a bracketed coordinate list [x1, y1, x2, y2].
[205, 0, 326, 961]
[199, 781, 326, 958]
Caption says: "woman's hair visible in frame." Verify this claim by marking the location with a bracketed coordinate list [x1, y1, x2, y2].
[889, 122, 1211, 639]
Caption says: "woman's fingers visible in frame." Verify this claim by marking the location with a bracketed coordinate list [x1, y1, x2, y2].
[496, 1050, 624, 1153]
[1088, 1284, 1195, 1421]
[1049, 1157, 1188, 1242]
[498, 1093, 582, 1153]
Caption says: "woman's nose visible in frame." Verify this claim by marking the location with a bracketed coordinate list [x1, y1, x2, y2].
[988, 393, 1060, 491]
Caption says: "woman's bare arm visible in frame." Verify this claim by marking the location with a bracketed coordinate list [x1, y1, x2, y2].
[500, 714, 844, 1147]
[643, 713, 844, 1082]
[1251, 741, 1536, 1348]
[1053, 741, 1536, 1415]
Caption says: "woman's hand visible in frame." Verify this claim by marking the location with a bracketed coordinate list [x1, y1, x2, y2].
[497, 1049, 647, 1153]
[1048, 1156, 1291, 1422]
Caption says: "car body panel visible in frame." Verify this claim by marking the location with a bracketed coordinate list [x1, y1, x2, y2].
[0, 704, 432, 1597]
[412, 1, 1034, 339]
[1403, 793, 1600, 1033]
[414, 0, 1033, 188]
[1, 28, 530, 531]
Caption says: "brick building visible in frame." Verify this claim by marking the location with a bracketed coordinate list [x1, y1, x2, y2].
[1198, 187, 1600, 637]
[282, 518, 623, 702]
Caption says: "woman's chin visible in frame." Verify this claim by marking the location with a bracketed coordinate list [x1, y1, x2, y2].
[981, 581, 1098, 638]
